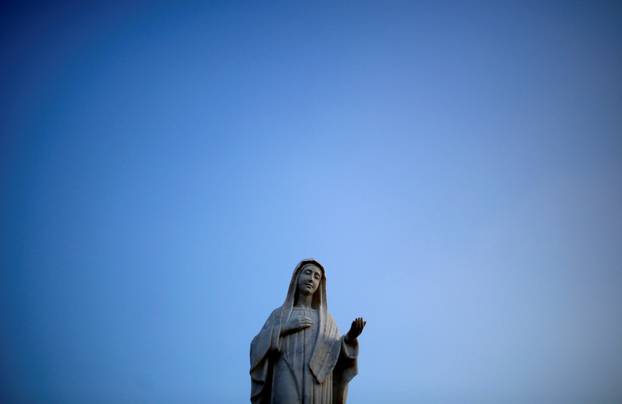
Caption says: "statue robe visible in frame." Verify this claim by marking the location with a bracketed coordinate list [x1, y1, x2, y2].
[250, 306, 358, 404]
[249, 258, 359, 404]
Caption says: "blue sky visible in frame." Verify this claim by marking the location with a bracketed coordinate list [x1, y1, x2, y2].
[1, 1, 621, 403]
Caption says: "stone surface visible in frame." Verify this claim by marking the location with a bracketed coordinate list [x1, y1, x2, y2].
[250, 259, 366, 404]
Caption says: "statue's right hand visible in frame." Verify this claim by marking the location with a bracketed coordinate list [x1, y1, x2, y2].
[281, 316, 312, 336]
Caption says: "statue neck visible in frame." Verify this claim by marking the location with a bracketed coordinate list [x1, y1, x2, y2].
[294, 291, 313, 308]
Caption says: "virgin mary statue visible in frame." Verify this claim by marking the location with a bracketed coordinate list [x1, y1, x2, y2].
[250, 259, 366, 404]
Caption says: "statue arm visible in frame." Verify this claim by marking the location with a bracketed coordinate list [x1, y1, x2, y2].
[331, 335, 360, 404]
[250, 309, 281, 371]
[250, 309, 282, 403]
[340, 334, 359, 361]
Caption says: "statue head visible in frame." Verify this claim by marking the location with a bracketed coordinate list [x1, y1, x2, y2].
[296, 262, 323, 296]
[282, 259, 327, 312]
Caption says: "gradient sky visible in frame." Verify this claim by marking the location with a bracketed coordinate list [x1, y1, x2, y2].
[1, 1, 621, 403]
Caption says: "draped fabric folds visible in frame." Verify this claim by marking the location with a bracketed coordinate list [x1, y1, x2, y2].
[250, 259, 359, 404]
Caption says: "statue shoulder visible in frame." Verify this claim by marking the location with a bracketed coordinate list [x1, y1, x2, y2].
[325, 311, 338, 326]
[255, 307, 283, 334]
[266, 307, 283, 322]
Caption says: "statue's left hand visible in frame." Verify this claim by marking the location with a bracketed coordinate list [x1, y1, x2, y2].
[345, 317, 366, 342]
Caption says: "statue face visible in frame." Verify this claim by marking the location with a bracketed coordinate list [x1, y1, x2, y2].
[297, 263, 322, 296]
